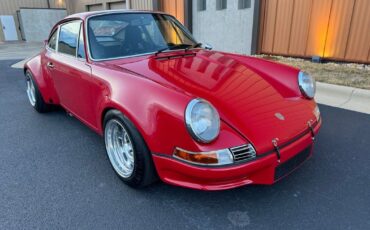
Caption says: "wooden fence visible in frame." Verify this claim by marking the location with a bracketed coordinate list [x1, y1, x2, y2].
[159, 0, 184, 24]
[259, 0, 370, 63]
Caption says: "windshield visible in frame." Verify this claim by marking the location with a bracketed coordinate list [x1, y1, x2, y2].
[87, 13, 197, 60]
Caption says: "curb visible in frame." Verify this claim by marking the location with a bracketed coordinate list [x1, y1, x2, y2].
[11, 59, 29, 69]
[316, 82, 370, 115]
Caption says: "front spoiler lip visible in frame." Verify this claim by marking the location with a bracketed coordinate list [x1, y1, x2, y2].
[152, 152, 278, 190]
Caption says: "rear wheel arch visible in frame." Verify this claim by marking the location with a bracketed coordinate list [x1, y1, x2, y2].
[24, 67, 40, 87]
[24, 59, 49, 101]
[24, 67, 45, 99]
[25, 69, 51, 113]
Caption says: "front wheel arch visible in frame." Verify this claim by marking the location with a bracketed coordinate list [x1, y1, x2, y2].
[101, 108, 147, 148]
[103, 109, 158, 187]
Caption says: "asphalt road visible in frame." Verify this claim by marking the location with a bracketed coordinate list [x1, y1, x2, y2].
[0, 60, 369, 230]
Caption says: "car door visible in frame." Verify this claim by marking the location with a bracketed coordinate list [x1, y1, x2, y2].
[46, 20, 94, 125]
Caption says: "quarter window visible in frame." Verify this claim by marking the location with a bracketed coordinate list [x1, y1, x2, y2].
[58, 21, 81, 56]
[77, 26, 86, 59]
[48, 29, 58, 50]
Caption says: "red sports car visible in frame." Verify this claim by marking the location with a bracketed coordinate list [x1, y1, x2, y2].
[24, 11, 321, 190]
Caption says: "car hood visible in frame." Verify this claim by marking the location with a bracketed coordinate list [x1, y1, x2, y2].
[104, 50, 317, 153]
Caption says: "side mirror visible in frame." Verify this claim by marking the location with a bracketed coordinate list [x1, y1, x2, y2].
[204, 43, 213, 50]
[44, 39, 48, 46]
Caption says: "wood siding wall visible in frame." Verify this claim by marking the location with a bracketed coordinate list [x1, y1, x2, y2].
[260, 0, 370, 63]
[158, 0, 184, 24]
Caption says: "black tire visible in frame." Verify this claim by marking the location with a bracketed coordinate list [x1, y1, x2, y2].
[25, 70, 51, 113]
[103, 110, 158, 188]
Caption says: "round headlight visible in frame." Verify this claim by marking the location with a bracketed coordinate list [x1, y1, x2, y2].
[298, 71, 316, 99]
[185, 98, 220, 143]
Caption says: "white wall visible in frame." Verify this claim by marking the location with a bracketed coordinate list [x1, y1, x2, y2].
[20, 8, 67, 42]
[192, 0, 256, 55]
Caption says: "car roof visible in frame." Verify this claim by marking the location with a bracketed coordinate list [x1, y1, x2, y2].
[65, 10, 168, 20]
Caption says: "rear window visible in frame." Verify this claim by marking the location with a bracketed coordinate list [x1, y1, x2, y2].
[89, 20, 128, 37]
[58, 21, 81, 56]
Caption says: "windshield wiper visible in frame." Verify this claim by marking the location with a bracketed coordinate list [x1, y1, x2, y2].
[185, 43, 202, 51]
[155, 44, 193, 56]
[154, 47, 170, 56]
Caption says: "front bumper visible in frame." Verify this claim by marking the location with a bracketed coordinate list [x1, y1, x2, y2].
[152, 120, 321, 190]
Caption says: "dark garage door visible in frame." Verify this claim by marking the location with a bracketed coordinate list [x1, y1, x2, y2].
[87, 4, 103, 11]
[109, 1, 126, 10]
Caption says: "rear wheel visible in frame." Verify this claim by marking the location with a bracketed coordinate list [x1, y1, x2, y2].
[26, 70, 51, 113]
[104, 110, 157, 188]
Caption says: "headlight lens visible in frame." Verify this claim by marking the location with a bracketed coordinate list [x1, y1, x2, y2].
[298, 71, 316, 99]
[185, 98, 220, 143]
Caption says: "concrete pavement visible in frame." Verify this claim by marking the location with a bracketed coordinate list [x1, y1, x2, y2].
[0, 41, 42, 60]
[10, 58, 30, 68]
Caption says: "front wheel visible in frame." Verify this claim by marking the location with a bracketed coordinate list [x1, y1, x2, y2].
[104, 110, 157, 188]
[25, 70, 51, 113]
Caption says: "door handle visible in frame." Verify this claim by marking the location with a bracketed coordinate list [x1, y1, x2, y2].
[47, 62, 54, 69]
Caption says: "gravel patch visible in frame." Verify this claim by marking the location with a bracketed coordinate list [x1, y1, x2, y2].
[254, 55, 370, 90]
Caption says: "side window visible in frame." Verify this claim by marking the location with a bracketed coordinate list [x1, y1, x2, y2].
[77, 26, 86, 59]
[48, 29, 58, 50]
[58, 21, 81, 56]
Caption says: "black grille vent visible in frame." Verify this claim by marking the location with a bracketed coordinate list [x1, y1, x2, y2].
[230, 144, 256, 162]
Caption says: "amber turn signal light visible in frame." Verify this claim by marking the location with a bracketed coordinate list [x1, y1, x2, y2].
[173, 148, 233, 166]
